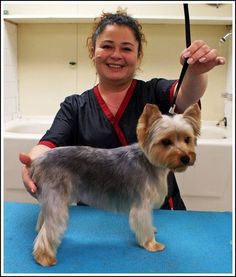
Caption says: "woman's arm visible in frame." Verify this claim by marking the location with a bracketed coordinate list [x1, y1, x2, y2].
[176, 40, 225, 112]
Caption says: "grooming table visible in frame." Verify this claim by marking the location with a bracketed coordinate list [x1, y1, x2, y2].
[3, 202, 232, 274]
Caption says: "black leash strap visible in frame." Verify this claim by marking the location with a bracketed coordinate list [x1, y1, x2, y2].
[169, 4, 191, 115]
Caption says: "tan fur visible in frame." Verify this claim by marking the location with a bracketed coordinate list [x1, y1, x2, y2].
[183, 103, 201, 136]
[136, 104, 162, 149]
[143, 239, 165, 252]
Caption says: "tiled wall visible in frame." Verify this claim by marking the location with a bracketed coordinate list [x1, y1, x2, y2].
[4, 21, 18, 122]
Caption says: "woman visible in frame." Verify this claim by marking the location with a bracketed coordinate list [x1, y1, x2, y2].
[21, 10, 225, 209]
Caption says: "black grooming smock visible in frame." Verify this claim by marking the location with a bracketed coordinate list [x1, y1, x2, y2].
[39, 78, 186, 210]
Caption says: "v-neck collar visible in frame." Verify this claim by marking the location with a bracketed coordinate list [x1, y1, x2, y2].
[93, 79, 137, 145]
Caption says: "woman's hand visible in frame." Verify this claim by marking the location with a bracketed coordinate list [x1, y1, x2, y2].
[176, 40, 226, 112]
[20, 145, 51, 194]
[180, 40, 225, 75]
[21, 161, 37, 194]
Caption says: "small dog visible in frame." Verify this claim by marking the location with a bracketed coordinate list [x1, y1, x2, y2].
[19, 103, 201, 267]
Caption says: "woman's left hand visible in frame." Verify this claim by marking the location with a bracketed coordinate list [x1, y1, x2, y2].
[180, 40, 225, 75]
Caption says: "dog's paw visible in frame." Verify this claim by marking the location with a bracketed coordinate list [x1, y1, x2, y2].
[34, 249, 57, 267]
[143, 240, 165, 252]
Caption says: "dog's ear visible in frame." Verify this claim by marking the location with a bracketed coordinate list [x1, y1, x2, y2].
[137, 104, 162, 147]
[183, 103, 201, 137]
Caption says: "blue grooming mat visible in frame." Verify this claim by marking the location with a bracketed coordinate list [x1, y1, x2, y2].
[3, 202, 232, 274]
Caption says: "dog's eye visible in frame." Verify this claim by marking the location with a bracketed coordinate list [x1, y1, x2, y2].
[185, 137, 191, 144]
[162, 139, 172, 146]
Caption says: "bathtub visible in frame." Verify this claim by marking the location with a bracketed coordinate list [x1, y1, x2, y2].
[4, 117, 53, 203]
[4, 117, 233, 211]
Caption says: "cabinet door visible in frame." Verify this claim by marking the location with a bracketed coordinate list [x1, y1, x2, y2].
[18, 24, 77, 115]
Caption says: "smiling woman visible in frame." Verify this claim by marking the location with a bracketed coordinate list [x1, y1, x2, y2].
[19, 8, 226, 212]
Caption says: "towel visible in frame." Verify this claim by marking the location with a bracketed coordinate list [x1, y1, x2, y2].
[3, 202, 232, 274]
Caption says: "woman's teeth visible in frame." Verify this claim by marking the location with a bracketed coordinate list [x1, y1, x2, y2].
[108, 64, 122, 68]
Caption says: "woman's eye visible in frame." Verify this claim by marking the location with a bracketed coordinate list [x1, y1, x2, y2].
[123, 47, 132, 51]
[102, 45, 112, 49]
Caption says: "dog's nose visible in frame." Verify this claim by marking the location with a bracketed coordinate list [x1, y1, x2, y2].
[180, 155, 190, 165]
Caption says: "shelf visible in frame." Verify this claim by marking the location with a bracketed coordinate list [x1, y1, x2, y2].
[3, 15, 232, 25]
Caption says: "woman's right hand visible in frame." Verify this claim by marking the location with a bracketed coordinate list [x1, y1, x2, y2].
[20, 145, 51, 194]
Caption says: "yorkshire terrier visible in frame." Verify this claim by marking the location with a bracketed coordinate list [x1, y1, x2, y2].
[19, 103, 201, 267]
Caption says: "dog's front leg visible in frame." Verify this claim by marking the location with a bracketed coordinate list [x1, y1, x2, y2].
[129, 205, 165, 252]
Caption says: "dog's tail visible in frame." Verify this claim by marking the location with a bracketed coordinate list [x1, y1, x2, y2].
[19, 153, 32, 167]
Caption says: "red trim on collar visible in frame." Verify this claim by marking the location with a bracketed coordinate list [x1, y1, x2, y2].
[93, 79, 137, 146]
[169, 80, 178, 105]
[115, 79, 137, 122]
[38, 141, 57, 148]
[168, 197, 174, 210]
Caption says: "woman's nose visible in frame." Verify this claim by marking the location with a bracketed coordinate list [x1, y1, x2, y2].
[110, 48, 122, 59]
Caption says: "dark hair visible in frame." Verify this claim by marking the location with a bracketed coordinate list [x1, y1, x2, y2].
[87, 9, 146, 60]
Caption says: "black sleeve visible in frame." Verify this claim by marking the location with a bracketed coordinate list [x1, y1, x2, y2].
[39, 95, 78, 147]
[150, 78, 177, 114]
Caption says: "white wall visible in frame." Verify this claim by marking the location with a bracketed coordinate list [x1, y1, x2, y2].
[3, 22, 18, 122]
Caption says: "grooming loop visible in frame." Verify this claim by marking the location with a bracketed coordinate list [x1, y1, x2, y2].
[169, 3, 191, 115]
[168, 104, 177, 116]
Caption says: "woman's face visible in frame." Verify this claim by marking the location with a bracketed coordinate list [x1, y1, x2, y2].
[93, 24, 140, 86]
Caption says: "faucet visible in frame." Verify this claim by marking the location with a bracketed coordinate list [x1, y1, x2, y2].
[216, 117, 227, 127]
[219, 32, 232, 44]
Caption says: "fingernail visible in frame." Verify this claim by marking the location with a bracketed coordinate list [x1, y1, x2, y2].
[199, 57, 206, 63]
[187, 58, 194, 64]
[31, 188, 35, 193]
[220, 59, 225, 64]
[183, 51, 191, 58]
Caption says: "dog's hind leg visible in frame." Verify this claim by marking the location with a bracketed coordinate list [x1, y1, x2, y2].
[33, 191, 69, 266]
[36, 211, 44, 233]
[129, 205, 165, 252]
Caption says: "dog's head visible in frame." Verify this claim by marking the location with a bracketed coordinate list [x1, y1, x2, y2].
[137, 103, 201, 171]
